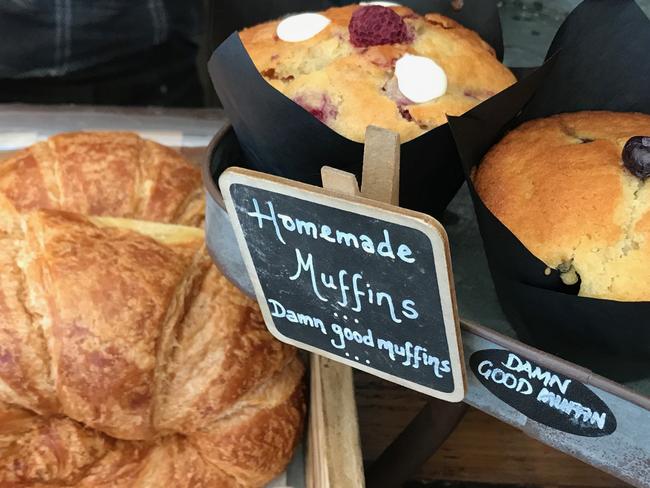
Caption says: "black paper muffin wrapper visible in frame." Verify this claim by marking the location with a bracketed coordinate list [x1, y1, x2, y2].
[207, 0, 504, 219]
[447, 0, 650, 381]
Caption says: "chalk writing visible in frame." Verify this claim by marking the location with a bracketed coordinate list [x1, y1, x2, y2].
[224, 179, 460, 396]
[470, 349, 616, 437]
[246, 199, 415, 263]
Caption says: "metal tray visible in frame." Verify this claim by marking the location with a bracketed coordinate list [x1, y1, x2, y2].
[203, 125, 650, 487]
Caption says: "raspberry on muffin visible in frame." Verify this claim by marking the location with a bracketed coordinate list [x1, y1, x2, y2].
[239, 4, 515, 143]
[349, 5, 413, 47]
[474, 111, 650, 302]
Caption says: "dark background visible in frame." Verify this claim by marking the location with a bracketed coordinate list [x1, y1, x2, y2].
[7, 0, 650, 108]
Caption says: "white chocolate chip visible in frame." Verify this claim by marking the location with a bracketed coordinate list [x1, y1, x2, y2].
[276, 13, 331, 42]
[394, 54, 447, 103]
[359, 1, 402, 6]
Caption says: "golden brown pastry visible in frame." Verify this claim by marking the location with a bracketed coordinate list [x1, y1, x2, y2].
[0, 199, 305, 487]
[0, 131, 204, 226]
[241, 4, 515, 142]
[474, 111, 650, 301]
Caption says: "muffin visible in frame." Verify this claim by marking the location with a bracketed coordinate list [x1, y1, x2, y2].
[240, 3, 515, 142]
[474, 111, 650, 302]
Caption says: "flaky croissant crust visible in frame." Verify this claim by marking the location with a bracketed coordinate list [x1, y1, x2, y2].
[0, 131, 205, 226]
[0, 133, 305, 487]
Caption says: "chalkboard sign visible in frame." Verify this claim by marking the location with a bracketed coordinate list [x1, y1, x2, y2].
[470, 349, 617, 436]
[220, 168, 465, 401]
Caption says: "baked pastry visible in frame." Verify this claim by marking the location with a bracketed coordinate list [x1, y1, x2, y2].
[474, 111, 650, 302]
[0, 131, 305, 486]
[0, 197, 305, 487]
[0, 131, 204, 226]
[240, 3, 515, 142]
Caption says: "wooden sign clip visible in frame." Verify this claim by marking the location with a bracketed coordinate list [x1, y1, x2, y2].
[321, 126, 400, 204]
[307, 126, 401, 488]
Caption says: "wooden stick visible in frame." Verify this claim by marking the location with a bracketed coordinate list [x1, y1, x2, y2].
[321, 166, 360, 197]
[361, 126, 400, 206]
[310, 126, 463, 488]
[358, 126, 466, 488]
[306, 167, 366, 488]
[309, 127, 400, 488]
[307, 354, 365, 488]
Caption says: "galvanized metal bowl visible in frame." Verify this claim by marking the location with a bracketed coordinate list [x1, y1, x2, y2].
[201, 124, 254, 298]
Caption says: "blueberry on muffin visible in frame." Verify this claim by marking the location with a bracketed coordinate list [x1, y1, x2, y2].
[240, 3, 515, 142]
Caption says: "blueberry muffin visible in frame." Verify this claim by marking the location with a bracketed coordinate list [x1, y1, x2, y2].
[474, 111, 650, 301]
[240, 3, 515, 142]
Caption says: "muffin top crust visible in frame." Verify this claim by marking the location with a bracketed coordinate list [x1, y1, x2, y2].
[474, 111, 650, 301]
[240, 4, 515, 142]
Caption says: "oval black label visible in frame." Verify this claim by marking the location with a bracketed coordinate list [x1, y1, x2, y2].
[470, 349, 616, 437]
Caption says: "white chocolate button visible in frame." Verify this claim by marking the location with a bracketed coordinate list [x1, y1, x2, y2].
[359, 1, 402, 6]
[276, 13, 331, 42]
[394, 54, 447, 103]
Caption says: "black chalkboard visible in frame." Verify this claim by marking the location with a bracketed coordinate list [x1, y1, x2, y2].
[221, 168, 465, 401]
[470, 349, 617, 437]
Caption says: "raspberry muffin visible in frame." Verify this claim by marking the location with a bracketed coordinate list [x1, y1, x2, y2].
[240, 3, 515, 142]
[474, 111, 650, 301]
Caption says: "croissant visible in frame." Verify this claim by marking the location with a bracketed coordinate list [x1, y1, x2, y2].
[0, 133, 305, 486]
[0, 131, 205, 226]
